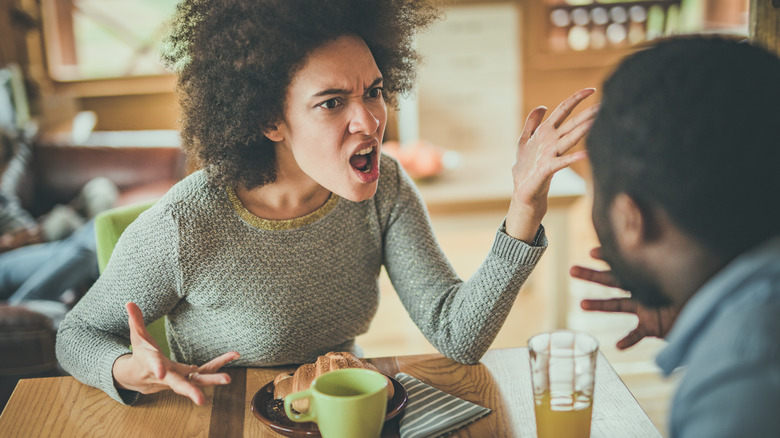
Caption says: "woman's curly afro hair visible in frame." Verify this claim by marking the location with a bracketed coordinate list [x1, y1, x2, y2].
[161, 0, 442, 190]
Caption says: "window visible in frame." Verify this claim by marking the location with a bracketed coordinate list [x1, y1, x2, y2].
[41, 0, 179, 81]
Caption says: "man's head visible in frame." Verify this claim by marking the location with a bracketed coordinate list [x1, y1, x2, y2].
[586, 37, 780, 307]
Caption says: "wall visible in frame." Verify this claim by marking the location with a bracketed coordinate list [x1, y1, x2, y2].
[4, 0, 625, 138]
[750, 0, 780, 55]
[80, 92, 178, 131]
[7, 0, 755, 143]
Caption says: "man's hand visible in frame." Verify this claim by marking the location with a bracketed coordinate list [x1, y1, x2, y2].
[571, 247, 678, 349]
[112, 302, 240, 405]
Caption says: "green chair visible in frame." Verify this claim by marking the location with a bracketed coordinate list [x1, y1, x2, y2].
[95, 200, 171, 358]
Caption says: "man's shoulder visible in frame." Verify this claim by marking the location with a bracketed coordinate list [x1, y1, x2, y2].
[671, 295, 780, 438]
[694, 287, 780, 358]
[676, 286, 780, 404]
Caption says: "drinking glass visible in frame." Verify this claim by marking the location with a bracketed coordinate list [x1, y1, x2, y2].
[528, 330, 599, 438]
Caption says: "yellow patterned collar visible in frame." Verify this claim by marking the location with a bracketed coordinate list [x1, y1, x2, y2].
[226, 187, 339, 231]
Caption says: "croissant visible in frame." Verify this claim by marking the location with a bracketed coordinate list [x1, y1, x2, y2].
[274, 351, 394, 412]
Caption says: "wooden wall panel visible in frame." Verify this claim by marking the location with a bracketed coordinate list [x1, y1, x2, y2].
[80, 93, 178, 131]
[750, 0, 780, 55]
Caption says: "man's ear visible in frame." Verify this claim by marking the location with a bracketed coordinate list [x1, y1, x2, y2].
[264, 123, 285, 142]
[609, 193, 650, 251]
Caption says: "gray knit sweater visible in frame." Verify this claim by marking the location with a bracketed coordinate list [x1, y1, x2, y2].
[56, 154, 546, 404]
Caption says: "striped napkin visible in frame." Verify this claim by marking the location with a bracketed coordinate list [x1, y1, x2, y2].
[395, 372, 491, 438]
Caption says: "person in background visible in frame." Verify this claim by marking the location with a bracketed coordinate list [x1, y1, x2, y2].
[0, 130, 42, 252]
[0, 129, 116, 307]
[572, 37, 780, 438]
[56, 0, 597, 406]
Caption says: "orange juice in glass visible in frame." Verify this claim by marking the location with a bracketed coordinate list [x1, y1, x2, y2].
[528, 330, 598, 438]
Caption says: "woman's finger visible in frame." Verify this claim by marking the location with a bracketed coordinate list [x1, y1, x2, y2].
[589, 247, 604, 260]
[581, 298, 638, 314]
[548, 88, 596, 128]
[166, 371, 207, 406]
[188, 372, 232, 387]
[554, 119, 594, 157]
[547, 150, 588, 176]
[147, 357, 168, 381]
[198, 351, 241, 374]
[517, 106, 547, 146]
[136, 382, 171, 395]
[126, 302, 146, 338]
[557, 103, 599, 138]
[169, 362, 199, 376]
[126, 302, 161, 353]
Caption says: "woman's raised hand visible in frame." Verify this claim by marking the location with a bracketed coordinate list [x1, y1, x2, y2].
[112, 302, 240, 405]
[505, 88, 598, 242]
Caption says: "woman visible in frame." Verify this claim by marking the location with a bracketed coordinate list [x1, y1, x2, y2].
[56, 0, 596, 406]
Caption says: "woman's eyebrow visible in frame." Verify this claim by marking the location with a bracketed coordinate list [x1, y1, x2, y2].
[311, 77, 383, 98]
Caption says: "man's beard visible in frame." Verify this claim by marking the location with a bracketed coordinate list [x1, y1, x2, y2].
[594, 209, 673, 308]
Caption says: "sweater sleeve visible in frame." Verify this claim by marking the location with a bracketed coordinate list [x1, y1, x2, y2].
[381, 161, 546, 364]
[56, 202, 183, 405]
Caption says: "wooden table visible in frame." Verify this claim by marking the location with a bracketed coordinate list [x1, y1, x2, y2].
[0, 348, 661, 438]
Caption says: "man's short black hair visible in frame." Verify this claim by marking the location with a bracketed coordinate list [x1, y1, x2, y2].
[587, 36, 780, 258]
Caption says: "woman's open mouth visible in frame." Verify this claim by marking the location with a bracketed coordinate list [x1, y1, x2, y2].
[348, 144, 380, 183]
[350, 146, 375, 173]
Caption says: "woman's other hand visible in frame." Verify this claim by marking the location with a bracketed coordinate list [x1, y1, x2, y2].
[571, 247, 679, 349]
[505, 88, 598, 242]
[111, 302, 240, 405]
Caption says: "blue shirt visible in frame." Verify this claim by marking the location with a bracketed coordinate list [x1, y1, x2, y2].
[656, 237, 780, 438]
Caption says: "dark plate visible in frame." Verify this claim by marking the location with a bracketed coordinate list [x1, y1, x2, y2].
[250, 375, 408, 437]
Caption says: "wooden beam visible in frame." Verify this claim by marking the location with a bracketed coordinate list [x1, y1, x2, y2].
[53, 0, 77, 66]
[750, 0, 780, 56]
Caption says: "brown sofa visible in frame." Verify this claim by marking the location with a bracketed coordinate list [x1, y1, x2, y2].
[0, 132, 187, 413]
[18, 133, 187, 216]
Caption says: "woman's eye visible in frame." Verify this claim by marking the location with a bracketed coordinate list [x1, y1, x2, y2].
[367, 87, 383, 99]
[318, 98, 341, 109]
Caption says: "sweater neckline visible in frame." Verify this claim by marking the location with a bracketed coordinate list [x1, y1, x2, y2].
[226, 186, 339, 231]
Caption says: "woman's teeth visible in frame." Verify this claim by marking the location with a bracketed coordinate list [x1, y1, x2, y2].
[351, 147, 374, 173]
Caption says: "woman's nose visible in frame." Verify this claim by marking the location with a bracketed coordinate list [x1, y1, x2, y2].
[348, 103, 380, 135]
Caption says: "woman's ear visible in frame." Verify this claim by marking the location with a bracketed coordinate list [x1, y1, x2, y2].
[609, 193, 648, 251]
[264, 123, 285, 142]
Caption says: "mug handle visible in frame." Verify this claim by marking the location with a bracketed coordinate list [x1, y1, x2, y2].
[284, 389, 316, 423]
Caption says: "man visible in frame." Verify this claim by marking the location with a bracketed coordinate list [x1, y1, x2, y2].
[0, 129, 115, 306]
[572, 37, 780, 437]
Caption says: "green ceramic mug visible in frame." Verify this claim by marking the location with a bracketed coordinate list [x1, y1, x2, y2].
[284, 368, 389, 438]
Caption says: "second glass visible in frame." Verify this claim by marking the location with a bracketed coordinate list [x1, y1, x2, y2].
[528, 330, 599, 438]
